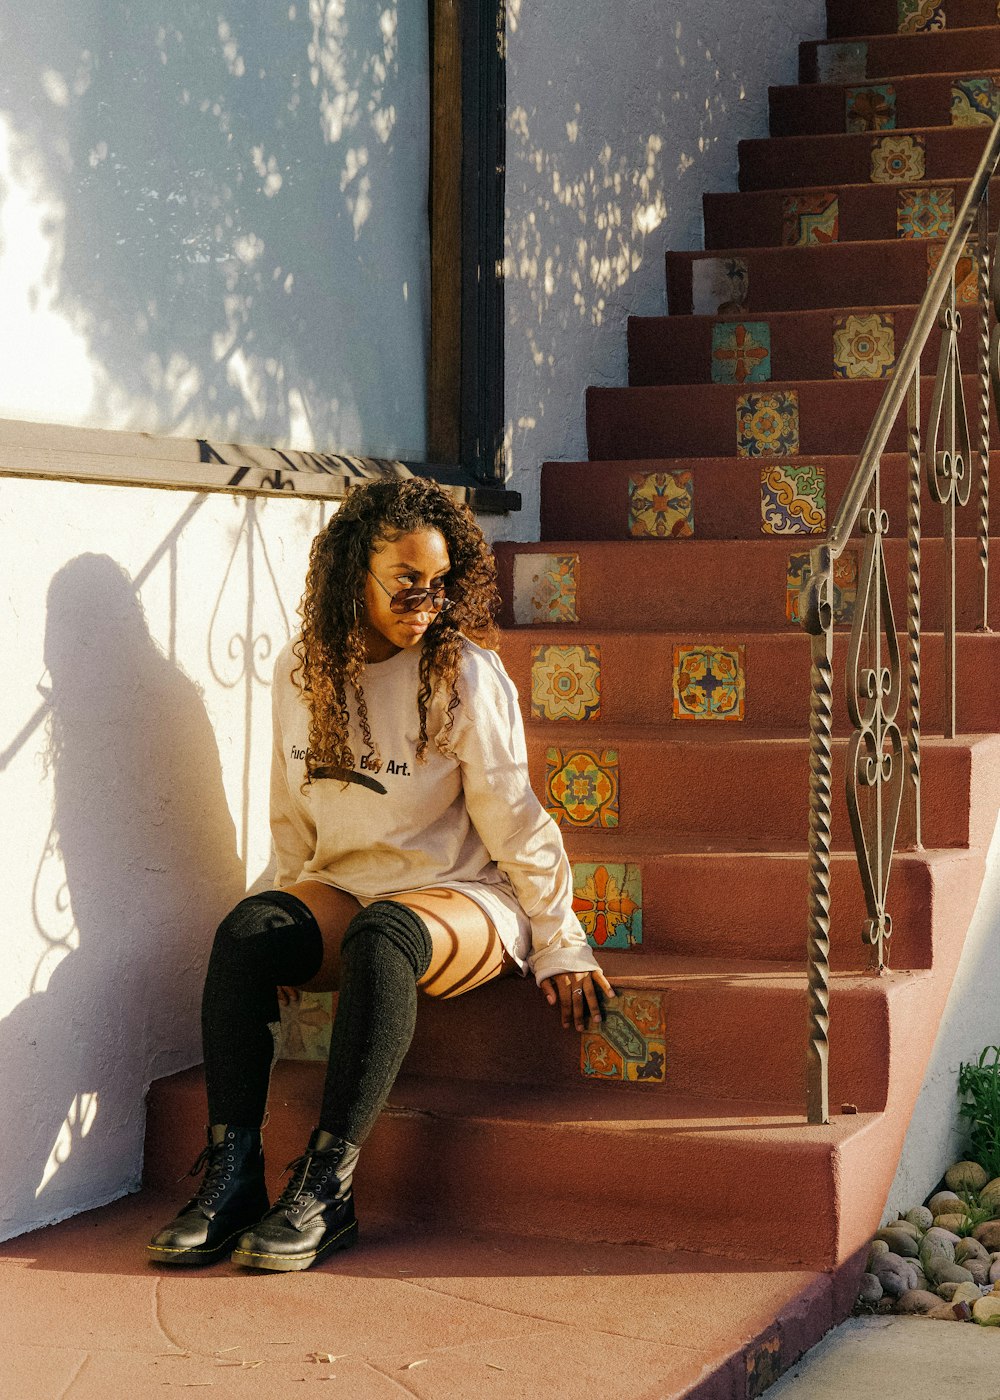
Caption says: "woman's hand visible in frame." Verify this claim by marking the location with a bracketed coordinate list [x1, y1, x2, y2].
[540, 968, 615, 1031]
[277, 985, 301, 1008]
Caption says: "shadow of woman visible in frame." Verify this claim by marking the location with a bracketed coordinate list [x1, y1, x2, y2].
[0, 553, 245, 1239]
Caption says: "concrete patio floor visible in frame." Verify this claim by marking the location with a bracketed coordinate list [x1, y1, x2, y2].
[0, 1189, 839, 1400]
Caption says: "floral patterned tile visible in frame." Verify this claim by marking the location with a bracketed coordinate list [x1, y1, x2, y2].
[691, 257, 749, 315]
[927, 241, 981, 305]
[673, 644, 746, 721]
[816, 42, 868, 85]
[581, 990, 665, 1084]
[786, 550, 859, 626]
[846, 84, 896, 133]
[897, 186, 956, 239]
[898, 0, 946, 32]
[871, 134, 926, 184]
[512, 553, 579, 625]
[628, 470, 695, 538]
[833, 312, 896, 380]
[760, 463, 827, 536]
[279, 992, 333, 1062]
[546, 748, 619, 828]
[736, 391, 799, 458]
[711, 321, 771, 385]
[781, 193, 839, 247]
[572, 862, 643, 949]
[531, 644, 602, 722]
[951, 77, 1000, 127]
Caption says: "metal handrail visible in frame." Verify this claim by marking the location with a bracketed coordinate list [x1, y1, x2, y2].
[800, 113, 1000, 1126]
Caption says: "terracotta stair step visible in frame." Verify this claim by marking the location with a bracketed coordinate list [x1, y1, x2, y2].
[627, 305, 977, 384]
[143, 1062, 894, 1265]
[586, 376, 997, 459]
[826, 0, 999, 40]
[739, 124, 992, 192]
[665, 240, 976, 314]
[704, 179, 998, 248]
[770, 70, 1000, 137]
[503, 624, 1000, 733]
[521, 726, 993, 850]
[492, 537, 998, 633]
[538, 454, 994, 540]
[801, 26, 1000, 83]
[547, 845, 974, 972]
[399, 952, 899, 1108]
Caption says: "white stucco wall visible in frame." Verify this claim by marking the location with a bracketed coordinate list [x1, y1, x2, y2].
[885, 817, 1000, 1218]
[494, 0, 827, 541]
[0, 479, 323, 1240]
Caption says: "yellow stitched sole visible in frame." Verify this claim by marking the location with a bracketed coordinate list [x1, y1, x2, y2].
[232, 1218, 358, 1272]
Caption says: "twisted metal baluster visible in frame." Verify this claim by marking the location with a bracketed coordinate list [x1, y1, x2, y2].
[906, 370, 922, 848]
[803, 546, 833, 1126]
[977, 197, 991, 633]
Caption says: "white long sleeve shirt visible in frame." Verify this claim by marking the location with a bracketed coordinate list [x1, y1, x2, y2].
[270, 636, 600, 985]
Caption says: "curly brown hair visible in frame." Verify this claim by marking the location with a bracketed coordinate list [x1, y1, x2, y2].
[293, 477, 500, 783]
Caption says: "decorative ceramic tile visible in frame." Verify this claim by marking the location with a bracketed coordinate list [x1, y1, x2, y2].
[760, 463, 827, 536]
[711, 321, 771, 384]
[927, 241, 981, 305]
[279, 991, 333, 1061]
[531, 644, 602, 722]
[786, 550, 859, 626]
[951, 77, 1000, 127]
[572, 862, 643, 949]
[898, 0, 946, 33]
[512, 553, 579, 624]
[580, 990, 665, 1084]
[546, 748, 619, 828]
[897, 186, 955, 239]
[781, 193, 839, 247]
[691, 257, 749, 315]
[833, 312, 896, 380]
[816, 42, 869, 85]
[846, 84, 897, 133]
[736, 391, 800, 458]
[871, 135, 926, 184]
[673, 644, 746, 721]
[627, 470, 695, 538]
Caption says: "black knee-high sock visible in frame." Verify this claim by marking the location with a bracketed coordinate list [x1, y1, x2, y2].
[319, 902, 432, 1145]
[202, 891, 324, 1128]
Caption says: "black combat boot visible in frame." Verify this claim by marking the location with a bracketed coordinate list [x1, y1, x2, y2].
[147, 1125, 269, 1266]
[232, 1129, 360, 1272]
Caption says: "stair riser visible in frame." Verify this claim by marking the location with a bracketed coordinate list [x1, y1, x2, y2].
[523, 734, 973, 849]
[628, 309, 974, 386]
[539, 456, 991, 542]
[825, 0, 997, 39]
[586, 377, 998, 460]
[666, 243, 979, 314]
[770, 73, 1000, 137]
[504, 624, 1000, 734]
[801, 30, 1000, 83]
[493, 538, 997, 636]
[705, 181, 1000, 249]
[740, 127, 992, 193]
[397, 968, 892, 1108]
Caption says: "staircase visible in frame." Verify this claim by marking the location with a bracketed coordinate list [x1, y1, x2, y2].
[144, 2, 1000, 1393]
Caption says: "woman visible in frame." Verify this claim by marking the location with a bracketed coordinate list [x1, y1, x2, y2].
[148, 477, 612, 1273]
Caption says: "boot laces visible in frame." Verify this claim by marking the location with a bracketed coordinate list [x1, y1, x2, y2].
[179, 1137, 237, 1207]
[276, 1143, 341, 1207]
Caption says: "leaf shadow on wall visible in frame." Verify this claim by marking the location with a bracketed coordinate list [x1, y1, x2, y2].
[0, 553, 245, 1235]
[0, 0, 429, 458]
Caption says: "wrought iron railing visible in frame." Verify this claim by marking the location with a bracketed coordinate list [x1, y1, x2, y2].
[800, 118, 1000, 1125]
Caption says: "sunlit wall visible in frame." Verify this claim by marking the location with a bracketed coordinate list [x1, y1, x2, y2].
[495, 0, 827, 540]
[0, 1, 429, 460]
[0, 480, 322, 1239]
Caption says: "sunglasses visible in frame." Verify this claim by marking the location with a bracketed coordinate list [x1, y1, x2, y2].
[367, 569, 453, 614]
